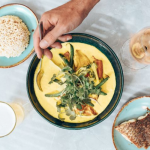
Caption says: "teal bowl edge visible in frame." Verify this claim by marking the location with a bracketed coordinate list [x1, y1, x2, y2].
[0, 3, 38, 68]
[26, 33, 124, 130]
[112, 96, 150, 150]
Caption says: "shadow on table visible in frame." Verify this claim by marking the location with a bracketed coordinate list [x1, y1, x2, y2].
[75, 12, 138, 98]
[132, 88, 150, 98]
[120, 88, 150, 106]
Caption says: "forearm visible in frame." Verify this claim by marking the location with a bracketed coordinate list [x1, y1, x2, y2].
[69, 0, 100, 18]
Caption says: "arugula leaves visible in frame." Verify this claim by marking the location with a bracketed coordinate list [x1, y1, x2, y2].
[46, 44, 109, 121]
[62, 66, 73, 73]
[48, 74, 64, 85]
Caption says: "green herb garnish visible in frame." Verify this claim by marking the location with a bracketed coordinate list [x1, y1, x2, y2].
[45, 44, 109, 121]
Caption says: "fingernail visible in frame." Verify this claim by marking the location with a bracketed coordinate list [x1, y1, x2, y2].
[40, 40, 49, 49]
[67, 37, 72, 41]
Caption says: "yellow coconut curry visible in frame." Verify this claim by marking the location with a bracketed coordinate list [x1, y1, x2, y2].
[34, 43, 116, 123]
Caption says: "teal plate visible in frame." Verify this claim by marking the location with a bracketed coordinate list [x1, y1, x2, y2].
[112, 96, 150, 150]
[27, 33, 124, 129]
[0, 3, 38, 68]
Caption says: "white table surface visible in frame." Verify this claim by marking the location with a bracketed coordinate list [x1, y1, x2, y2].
[0, 0, 150, 150]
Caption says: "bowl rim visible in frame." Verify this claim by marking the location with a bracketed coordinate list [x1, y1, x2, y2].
[112, 95, 150, 150]
[0, 3, 38, 68]
[26, 33, 124, 130]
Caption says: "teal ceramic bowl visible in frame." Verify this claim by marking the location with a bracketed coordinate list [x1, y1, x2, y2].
[27, 33, 124, 129]
[0, 3, 38, 68]
[112, 96, 150, 150]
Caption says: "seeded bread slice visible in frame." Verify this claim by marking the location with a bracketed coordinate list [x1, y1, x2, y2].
[115, 113, 150, 149]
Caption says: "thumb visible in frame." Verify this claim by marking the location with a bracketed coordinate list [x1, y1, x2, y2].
[40, 25, 64, 49]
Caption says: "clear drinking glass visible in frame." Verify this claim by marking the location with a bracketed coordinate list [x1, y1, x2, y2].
[0, 101, 24, 138]
[121, 27, 150, 69]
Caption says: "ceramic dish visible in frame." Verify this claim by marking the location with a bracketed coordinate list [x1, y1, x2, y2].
[0, 3, 38, 68]
[26, 33, 124, 129]
[112, 96, 150, 150]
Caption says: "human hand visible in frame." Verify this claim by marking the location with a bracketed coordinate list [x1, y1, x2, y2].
[33, 0, 99, 59]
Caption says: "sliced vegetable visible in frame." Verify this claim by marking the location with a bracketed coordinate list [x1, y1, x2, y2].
[93, 56, 103, 79]
[64, 51, 70, 61]
[53, 79, 64, 85]
[70, 44, 74, 68]
[49, 74, 57, 84]
[49, 73, 65, 84]
[46, 50, 110, 121]
[45, 90, 64, 97]
[90, 63, 99, 85]
[58, 113, 65, 121]
[96, 60, 103, 79]
[100, 91, 107, 95]
[74, 50, 90, 71]
[95, 76, 109, 89]
[59, 54, 70, 66]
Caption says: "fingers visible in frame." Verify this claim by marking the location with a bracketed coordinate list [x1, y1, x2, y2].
[43, 21, 54, 35]
[40, 25, 64, 49]
[33, 27, 43, 59]
[44, 49, 53, 59]
[51, 42, 62, 49]
[58, 34, 72, 42]
[44, 42, 61, 59]
[34, 23, 72, 59]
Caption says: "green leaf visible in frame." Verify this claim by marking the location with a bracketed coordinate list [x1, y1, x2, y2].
[84, 90, 89, 98]
[70, 115, 76, 120]
[83, 98, 91, 104]
[95, 76, 109, 89]
[88, 102, 94, 107]
[62, 66, 73, 72]
[65, 108, 76, 120]
[76, 104, 82, 110]
[69, 111, 76, 120]
[65, 108, 72, 116]
[82, 98, 94, 107]
[68, 101, 73, 111]
[49, 61, 109, 120]
[64, 73, 72, 80]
